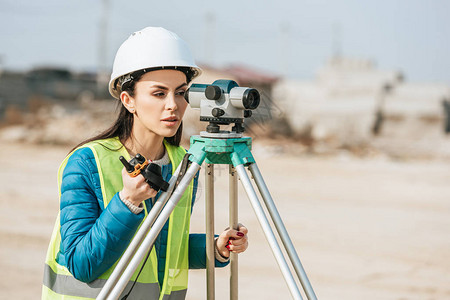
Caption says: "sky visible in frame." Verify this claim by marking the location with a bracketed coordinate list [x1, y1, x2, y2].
[1, 0, 449, 83]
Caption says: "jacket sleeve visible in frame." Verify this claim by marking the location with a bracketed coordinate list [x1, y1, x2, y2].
[59, 147, 145, 283]
[188, 234, 230, 269]
[188, 171, 229, 269]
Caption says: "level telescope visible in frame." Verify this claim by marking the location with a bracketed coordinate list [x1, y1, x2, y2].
[185, 79, 260, 133]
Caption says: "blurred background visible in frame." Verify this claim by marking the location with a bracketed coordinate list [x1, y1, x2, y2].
[0, 1, 449, 299]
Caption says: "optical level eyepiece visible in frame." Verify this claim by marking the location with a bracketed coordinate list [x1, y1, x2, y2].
[242, 88, 260, 110]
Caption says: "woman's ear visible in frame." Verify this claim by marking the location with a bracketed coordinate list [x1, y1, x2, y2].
[120, 91, 135, 113]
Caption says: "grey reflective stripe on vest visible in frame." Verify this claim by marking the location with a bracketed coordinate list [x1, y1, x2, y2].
[162, 289, 187, 300]
[43, 264, 160, 299]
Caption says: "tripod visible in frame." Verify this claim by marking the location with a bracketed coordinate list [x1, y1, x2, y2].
[97, 131, 317, 300]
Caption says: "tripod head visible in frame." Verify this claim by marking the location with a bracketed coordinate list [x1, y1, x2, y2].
[185, 79, 260, 134]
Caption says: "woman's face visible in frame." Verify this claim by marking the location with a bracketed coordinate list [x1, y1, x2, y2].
[127, 69, 188, 138]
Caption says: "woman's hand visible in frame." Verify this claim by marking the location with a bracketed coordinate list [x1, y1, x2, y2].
[216, 223, 249, 258]
[119, 167, 157, 207]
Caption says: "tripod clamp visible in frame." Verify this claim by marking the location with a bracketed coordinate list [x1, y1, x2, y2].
[173, 153, 192, 191]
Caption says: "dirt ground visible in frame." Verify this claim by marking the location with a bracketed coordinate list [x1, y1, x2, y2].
[1, 141, 449, 300]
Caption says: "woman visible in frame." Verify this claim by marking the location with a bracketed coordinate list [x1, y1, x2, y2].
[42, 27, 248, 300]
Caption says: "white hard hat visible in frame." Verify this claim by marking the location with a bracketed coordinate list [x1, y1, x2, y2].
[108, 27, 202, 99]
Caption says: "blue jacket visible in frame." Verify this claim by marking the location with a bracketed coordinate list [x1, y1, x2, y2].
[56, 147, 228, 286]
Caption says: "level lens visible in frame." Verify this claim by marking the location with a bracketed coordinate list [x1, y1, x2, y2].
[242, 88, 260, 110]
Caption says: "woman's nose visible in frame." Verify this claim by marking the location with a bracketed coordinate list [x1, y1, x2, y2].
[165, 93, 178, 110]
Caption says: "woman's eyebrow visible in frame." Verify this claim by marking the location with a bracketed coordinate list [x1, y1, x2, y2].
[176, 83, 188, 89]
[150, 83, 187, 90]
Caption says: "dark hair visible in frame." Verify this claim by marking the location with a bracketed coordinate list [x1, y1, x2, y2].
[70, 68, 189, 153]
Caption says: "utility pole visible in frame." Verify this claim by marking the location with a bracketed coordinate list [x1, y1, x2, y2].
[204, 12, 216, 65]
[97, 0, 110, 97]
[332, 22, 342, 59]
[0, 55, 3, 77]
[279, 22, 290, 78]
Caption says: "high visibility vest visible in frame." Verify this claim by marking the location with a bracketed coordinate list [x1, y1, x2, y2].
[42, 137, 192, 300]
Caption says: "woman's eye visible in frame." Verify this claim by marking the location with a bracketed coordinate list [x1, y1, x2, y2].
[153, 92, 165, 97]
[176, 90, 186, 96]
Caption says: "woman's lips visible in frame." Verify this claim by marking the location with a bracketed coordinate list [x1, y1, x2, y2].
[161, 116, 179, 126]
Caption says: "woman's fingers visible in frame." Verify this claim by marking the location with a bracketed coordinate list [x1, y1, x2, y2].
[121, 167, 157, 204]
[222, 223, 249, 254]
[237, 223, 248, 235]
[229, 236, 247, 246]
[227, 239, 248, 253]
[216, 223, 249, 256]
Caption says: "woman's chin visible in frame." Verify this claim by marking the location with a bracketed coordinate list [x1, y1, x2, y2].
[158, 127, 179, 138]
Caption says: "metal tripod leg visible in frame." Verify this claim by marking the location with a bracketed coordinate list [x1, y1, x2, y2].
[229, 165, 238, 300]
[205, 165, 239, 300]
[234, 164, 304, 300]
[206, 164, 215, 300]
[99, 162, 202, 300]
[96, 163, 183, 300]
[248, 164, 317, 300]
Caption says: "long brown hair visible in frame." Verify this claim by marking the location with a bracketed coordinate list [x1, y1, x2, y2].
[70, 69, 187, 153]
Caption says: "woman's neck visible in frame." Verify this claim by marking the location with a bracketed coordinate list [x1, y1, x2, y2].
[123, 126, 165, 161]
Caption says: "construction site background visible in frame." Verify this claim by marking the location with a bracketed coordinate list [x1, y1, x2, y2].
[0, 59, 450, 299]
[1, 58, 449, 160]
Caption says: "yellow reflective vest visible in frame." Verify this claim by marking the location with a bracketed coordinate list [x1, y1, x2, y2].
[42, 137, 192, 300]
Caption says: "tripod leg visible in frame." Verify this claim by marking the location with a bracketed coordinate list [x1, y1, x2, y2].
[105, 162, 202, 300]
[229, 165, 238, 300]
[248, 163, 317, 300]
[205, 164, 215, 300]
[97, 163, 183, 300]
[234, 164, 303, 300]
